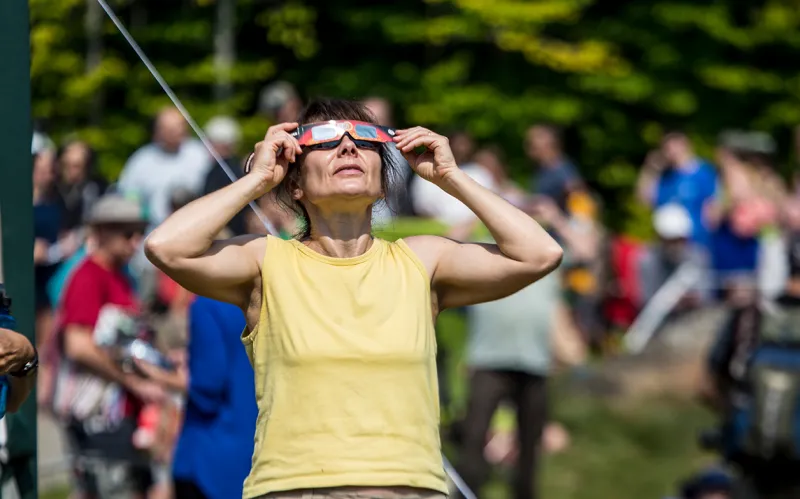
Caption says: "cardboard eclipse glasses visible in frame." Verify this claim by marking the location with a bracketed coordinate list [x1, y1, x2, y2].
[245, 120, 395, 173]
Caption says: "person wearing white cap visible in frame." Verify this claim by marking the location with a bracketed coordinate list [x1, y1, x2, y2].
[201, 116, 248, 236]
[639, 203, 710, 307]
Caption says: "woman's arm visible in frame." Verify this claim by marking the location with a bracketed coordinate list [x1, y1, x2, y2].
[395, 127, 563, 310]
[636, 150, 665, 207]
[144, 174, 265, 307]
[145, 123, 301, 307]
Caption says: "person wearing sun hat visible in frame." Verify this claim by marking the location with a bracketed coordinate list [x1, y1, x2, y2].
[47, 193, 165, 499]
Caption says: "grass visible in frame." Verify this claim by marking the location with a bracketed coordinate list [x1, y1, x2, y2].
[539, 394, 714, 499]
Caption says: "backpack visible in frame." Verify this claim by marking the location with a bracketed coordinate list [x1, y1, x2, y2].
[725, 299, 800, 462]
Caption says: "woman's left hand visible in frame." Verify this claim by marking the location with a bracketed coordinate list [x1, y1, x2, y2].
[394, 127, 459, 185]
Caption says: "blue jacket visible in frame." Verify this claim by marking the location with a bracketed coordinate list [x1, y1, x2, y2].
[172, 297, 257, 499]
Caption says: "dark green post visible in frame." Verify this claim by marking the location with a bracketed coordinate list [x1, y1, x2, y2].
[0, 1, 37, 498]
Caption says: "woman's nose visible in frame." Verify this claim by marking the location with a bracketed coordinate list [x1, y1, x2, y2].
[337, 135, 358, 156]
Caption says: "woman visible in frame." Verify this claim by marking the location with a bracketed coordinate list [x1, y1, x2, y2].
[32, 139, 79, 348]
[706, 134, 786, 295]
[56, 139, 106, 231]
[145, 99, 563, 499]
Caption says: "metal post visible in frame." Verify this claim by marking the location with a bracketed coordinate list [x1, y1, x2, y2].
[0, 0, 37, 497]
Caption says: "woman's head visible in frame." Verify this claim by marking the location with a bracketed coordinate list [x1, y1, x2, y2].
[272, 98, 401, 238]
[58, 140, 94, 185]
[33, 148, 56, 193]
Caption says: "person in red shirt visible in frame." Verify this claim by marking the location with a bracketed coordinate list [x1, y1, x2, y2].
[54, 194, 164, 499]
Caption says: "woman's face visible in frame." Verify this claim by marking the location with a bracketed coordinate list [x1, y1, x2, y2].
[60, 142, 90, 185]
[294, 135, 383, 209]
[32, 150, 56, 191]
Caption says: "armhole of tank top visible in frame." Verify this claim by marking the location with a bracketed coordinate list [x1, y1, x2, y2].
[395, 238, 432, 284]
[241, 235, 275, 347]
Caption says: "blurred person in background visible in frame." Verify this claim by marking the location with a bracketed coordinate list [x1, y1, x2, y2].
[713, 131, 786, 298]
[49, 194, 165, 499]
[56, 139, 107, 232]
[119, 107, 210, 309]
[673, 469, 733, 499]
[410, 130, 496, 226]
[525, 124, 582, 211]
[258, 80, 303, 124]
[706, 132, 785, 295]
[145, 98, 563, 499]
[118, 107, 210, 226]
[363, 96, 414, 222]
[411, 133, 495, 412]
[559, 184, 605, 348]
[454, 195, 587, 499]
[33, 132, 80, 349]
[700, 222, 800, 498]
[136, 296, 257, 499]
[637, 131, 717, 249]
[639, 203, 710, 310]
[201, 116, 248, 237]
[473, 146, 528, 207]
[149, 188, 198, 340]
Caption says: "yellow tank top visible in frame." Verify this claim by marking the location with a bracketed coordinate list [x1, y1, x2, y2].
[241, 236, 447, 498]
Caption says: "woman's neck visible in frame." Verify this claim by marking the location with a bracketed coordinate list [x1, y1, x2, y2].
[305, 209, 373, 258]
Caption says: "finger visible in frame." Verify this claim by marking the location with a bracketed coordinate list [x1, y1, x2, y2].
[395, 129, 432, 149]
[393, 126, 427, 138]
[399, 134, 439, 152]
[290, 135, 303, 155]
[265, 122, 299, 139]
[276, 136, 300, 162]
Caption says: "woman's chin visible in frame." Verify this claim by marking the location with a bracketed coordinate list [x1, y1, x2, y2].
[331, 180, 380, 199]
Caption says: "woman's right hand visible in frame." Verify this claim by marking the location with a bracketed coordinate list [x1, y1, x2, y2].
[247, 122, 304, 191]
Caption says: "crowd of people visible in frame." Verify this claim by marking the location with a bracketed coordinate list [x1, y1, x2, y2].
[18, 78, 800, 499]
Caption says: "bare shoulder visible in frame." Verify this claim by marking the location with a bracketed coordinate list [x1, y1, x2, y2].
[401, 234, 456, 278]
[211, 234, 268, 266]
[243, 234, 268, 266]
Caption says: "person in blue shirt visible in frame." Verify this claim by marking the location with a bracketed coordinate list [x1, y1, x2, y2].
[138, 296, 257, 499]
[637, 131, 718, 249]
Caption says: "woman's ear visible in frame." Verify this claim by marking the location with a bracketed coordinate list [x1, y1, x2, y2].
[291, 182, 303, 201]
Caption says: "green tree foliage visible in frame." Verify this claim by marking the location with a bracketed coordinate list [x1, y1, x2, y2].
[31, 0, 800, 232]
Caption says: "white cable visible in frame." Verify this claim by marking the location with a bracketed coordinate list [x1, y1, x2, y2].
[443, 454, 477, 499]
[95, 0, 275, 235]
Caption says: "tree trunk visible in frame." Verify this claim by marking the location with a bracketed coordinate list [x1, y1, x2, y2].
[85, 0, 104, 125]
[214, 0, 235, 103]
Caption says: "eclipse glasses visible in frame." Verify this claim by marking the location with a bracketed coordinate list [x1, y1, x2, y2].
[245, 120, 397, 173]
[291, 120, 396, 149]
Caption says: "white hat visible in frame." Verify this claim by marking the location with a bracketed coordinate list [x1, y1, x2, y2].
[205, 116, 241, 146]
[86, 194, 148, 226]
[653, 203, 693, 240]
[258, 81, 298, 117]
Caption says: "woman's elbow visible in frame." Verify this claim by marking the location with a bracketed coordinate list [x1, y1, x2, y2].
[535, 242, 564, 275]
[144, 232, 173, 268]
